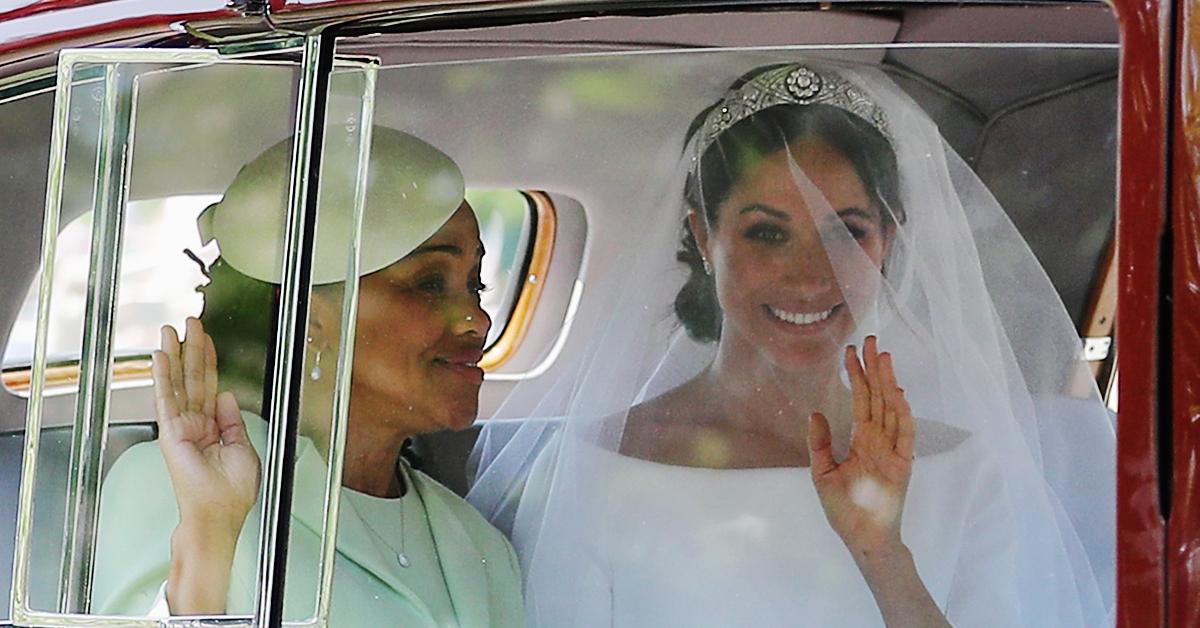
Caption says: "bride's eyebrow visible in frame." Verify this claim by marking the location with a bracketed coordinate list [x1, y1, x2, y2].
[738, 204, 788, 220]
[834, 207, 876, 222]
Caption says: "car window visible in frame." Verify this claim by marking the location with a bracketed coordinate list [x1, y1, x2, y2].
[10, 51, 314, 625]
[357, 33, 1118, 628]
[2, 49, 559, 627]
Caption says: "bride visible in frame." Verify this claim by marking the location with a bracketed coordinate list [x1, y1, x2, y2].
[468, 61, 1114, 627]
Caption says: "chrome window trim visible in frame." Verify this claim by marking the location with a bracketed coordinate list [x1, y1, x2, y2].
[58, 59, 134, 615]
[7, 42, 369, 627]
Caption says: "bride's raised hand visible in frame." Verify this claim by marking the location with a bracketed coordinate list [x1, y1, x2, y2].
[807, 335, 916, 558]
[153, 317, 260, 534]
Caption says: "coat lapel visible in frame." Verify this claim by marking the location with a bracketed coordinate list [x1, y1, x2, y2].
[244, 413, 491, 626]
[412, 471, 491, 628]
[285, 430, 437, 623]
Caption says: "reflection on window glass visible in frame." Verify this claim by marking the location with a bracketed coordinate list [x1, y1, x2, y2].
[2, 195, 216, 376]
[469, 189, 534, 348]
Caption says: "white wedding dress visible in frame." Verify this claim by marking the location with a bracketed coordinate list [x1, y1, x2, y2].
[512, 423, 1022, 628]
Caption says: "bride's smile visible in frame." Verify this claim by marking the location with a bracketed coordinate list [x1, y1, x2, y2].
[764, 302, 843, 331]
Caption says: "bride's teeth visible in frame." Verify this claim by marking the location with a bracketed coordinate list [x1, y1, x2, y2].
[769, 305, 834, 326]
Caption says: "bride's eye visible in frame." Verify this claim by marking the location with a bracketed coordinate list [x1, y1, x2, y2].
[838, 220, 871, 242]
[744, 223, 789, 244]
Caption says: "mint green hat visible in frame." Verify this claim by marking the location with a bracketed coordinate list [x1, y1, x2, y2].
[197, 127, 465, 285]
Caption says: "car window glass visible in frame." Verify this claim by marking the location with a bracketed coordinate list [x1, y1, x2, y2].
[2, 196, 215, 375]
[360, 40, 1118, 626]
[13, 53, 304, 625]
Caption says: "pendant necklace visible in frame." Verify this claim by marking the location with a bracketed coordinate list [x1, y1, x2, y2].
[353, 467, 416, 568]
[393, 502, 411, 568]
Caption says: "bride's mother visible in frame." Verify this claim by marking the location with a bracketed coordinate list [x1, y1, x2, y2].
[92, 128, 523, 627]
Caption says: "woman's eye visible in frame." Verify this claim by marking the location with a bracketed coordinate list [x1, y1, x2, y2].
[417, 275, 447, 294]
[743, 223, 788, 244]
[471, 278, 489, 295]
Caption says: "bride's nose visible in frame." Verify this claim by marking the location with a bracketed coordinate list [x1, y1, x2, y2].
[782, 241, 837, 296]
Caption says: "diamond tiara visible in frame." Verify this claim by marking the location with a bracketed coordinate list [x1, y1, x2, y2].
[694, 64, 891, 163]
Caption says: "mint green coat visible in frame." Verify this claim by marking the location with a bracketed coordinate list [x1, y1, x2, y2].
[92, 414, 523, 627]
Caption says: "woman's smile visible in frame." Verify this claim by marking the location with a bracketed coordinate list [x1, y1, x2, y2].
[430, 347, 485, 383]
[764, 302, 845, 334]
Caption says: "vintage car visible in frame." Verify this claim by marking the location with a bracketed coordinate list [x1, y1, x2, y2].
[0, 0, 1191, 626]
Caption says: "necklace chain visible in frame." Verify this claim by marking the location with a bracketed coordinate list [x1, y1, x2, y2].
[351, 465, 422, 568]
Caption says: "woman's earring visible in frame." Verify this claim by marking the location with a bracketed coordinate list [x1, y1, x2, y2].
[701, 257, 713, 275]
[311, 349, 323, 381]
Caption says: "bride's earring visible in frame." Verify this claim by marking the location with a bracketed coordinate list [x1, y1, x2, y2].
[701, 257, 713, 275]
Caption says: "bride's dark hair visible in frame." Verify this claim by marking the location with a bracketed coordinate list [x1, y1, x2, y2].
[675, 80, 906, 342]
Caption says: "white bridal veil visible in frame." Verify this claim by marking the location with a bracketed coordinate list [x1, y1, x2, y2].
[467, 59, 1114, 627]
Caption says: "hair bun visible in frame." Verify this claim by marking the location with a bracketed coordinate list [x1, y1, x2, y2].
[673, 218, 722, 343]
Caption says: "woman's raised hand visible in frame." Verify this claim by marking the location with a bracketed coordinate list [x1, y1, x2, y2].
[807, 335, 916, 559]
[152, 318, 259, 614]
[152, 317, 260, 534]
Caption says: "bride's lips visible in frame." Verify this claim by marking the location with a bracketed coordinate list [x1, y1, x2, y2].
[431, 348, 485, 383]
[762, 303, 845, 335]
